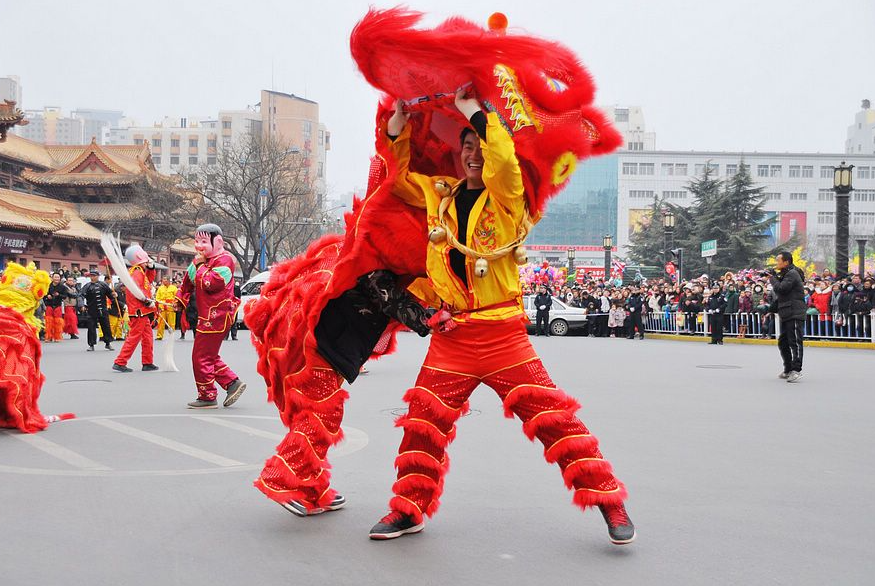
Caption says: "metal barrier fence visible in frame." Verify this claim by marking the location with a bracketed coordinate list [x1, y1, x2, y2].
[643, 311, 875, 343]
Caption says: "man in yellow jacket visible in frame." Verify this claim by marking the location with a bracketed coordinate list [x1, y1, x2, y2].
[155, 276, 178, 340]
[368, 91, 635, 546]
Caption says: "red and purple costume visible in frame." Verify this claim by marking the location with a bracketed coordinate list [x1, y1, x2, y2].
[177, 249, 239, 402]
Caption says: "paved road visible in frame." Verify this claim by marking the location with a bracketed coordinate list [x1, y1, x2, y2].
[2, 332, 872, 585]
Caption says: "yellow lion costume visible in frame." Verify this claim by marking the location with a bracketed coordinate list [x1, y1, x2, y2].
[0, 262, 72, 433]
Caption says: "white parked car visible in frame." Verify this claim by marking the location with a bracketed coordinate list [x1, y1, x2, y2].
[523, 295, 588, 336]
[236, 270, 270, 328]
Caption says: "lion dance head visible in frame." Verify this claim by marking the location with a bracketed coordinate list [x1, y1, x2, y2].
[351, 7, 622, 219]
[0, 262, 52, 332]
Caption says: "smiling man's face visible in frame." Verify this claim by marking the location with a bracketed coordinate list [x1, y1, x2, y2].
[460, 132, 484, 188]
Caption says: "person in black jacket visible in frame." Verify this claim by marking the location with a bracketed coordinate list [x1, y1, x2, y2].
[706, 285, 727, 345]
[533, 285, 552, 336]
[44, 272, 66, 342]
[80, 271, 116, 351]
[625, 286, 645, 339]
[768, 251, 807, 382]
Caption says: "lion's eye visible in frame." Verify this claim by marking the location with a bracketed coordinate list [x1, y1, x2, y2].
[542, 73, 568, 93]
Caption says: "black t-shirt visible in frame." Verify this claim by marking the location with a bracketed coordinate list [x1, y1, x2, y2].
[449, 186, 485, 287]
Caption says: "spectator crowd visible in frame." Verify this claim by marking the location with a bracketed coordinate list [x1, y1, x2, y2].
[521, 267, 875, 342]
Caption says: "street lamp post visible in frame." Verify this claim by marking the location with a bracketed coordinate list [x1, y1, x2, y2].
[258, 187, 268, 272]
[663, 210, 675, 281]
[833, 162, 854, 279]
[602, 234, 613, 284]
[856, 238, 867, 278]
[567, 248, 575, 281]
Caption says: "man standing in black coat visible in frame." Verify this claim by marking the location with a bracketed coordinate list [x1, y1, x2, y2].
[706, 285, 727, 345]
[80, 271, 116, 351]
[768, 251, 807, 382]
[533, 285, 552, 336]
[625, 286, 646, 339]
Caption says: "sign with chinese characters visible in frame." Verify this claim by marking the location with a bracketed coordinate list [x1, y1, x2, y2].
[700, 239, 717, 258]
[0, 231, 29, 254]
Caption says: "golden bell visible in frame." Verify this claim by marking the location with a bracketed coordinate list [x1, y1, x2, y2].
[434, 180, 451, 198]
[429, 226, 447, 243]
[513, 246, 528, 265]
[474, 258, 489, 278]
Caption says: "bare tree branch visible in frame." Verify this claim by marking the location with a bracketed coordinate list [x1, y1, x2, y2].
[176, 133, 324, 279]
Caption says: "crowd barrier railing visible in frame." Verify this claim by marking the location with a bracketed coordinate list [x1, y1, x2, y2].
[643, 310, 874, 343]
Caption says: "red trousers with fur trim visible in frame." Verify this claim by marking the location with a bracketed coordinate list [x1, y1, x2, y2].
[44, 306, 64, 341]
[254, 363, 348, 509]
[388, 316, 627, 524]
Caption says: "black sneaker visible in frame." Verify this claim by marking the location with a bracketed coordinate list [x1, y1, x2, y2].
[599, 502, 636, 545]
[105, 344, 115, 351]
[112, 364, 133, 373]
[369, 510, 424, 540]
[87, 345, 95, 352]
[70, 334, 79, 340]
[280, 494, 347, 517]
[142, 364, 159, 372]
[223, 379, 247, 407]
[187, 399, 218, 409]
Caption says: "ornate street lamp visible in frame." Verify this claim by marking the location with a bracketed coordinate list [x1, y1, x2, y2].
[566, 247, 576, 279]
[602, 234, 613, 283]
[833, 162, 854, 279]
[663, 210, 675, 280]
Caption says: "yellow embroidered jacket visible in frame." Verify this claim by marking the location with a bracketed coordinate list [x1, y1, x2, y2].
[387, 111, 527, 321]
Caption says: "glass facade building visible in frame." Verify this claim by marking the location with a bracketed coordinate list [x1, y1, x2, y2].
[527, 154, 618, 246]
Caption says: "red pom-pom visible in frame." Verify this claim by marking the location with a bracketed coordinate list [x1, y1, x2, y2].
[487, 12, 508, 32]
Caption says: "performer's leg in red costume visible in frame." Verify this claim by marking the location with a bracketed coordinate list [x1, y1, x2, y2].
[254, 363, 348, 510]
[45, 306, 63, 341]
[115, 316, 150, 367]
[192, 330, 237, 401]
[387, 367, 479, 523]
[483, 359, 626, 510]
[387, 319, 626, 525]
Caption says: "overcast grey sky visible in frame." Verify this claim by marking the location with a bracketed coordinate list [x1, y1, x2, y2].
[4, 0, 873, 198]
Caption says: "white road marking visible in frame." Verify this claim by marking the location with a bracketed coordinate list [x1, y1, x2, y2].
[192, 416, 284, 441]
[90, 418, 244, 467]
[1, 415, 369, 477]
[7, 431, 111, 471]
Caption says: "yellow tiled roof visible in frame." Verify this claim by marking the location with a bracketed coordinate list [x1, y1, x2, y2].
[0, 135, 56, 169]
[0, 188, 103, 241]
[0, 136, 151, 178]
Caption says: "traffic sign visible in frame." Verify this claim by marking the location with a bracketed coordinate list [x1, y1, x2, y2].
[701, 239, 717, 257]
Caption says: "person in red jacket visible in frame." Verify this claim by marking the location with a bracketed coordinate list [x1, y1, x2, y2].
[113, 245, 158, 373]
[809, 279, 833, 337]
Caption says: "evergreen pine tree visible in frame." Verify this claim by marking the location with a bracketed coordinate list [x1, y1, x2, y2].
[627, 196, 668, 267]
[679, 163, 724, 277]
[717, 158, 773, 271]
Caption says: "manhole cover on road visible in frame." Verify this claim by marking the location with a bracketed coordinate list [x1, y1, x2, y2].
[58, 379, 112, 384]
[695, 365, 743, 369]
[382, 407, 482, 418]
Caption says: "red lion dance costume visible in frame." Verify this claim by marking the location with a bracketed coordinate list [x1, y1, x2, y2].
[247, 8, 634, 544]
[0, 262, 75, 433]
